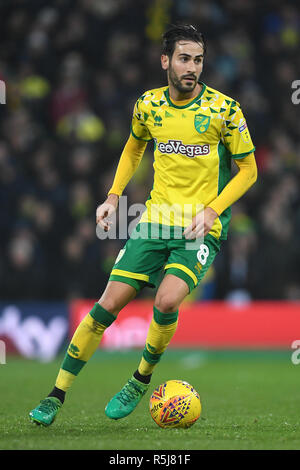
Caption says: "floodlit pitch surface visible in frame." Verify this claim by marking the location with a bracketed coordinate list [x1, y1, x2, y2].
[1, 350, 300, 450]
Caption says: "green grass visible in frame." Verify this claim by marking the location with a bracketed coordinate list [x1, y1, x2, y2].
[1, 349, 300, 450]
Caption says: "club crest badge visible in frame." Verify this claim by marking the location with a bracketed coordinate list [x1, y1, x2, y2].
[194, 114, 210, 134]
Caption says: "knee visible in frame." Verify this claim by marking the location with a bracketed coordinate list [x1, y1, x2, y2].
[97, 297, 119, 317]
[154, 294, 179, 314]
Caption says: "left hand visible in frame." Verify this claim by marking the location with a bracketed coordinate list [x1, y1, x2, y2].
[183, 207, 218, 239]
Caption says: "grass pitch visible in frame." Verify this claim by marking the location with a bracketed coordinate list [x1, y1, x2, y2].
[1, 349, 300, 450]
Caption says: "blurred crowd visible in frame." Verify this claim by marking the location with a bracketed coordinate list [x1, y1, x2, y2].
[0, 0, 299, 302]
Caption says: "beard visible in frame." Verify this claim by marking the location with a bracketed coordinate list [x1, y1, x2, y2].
[168, 65, 199, 94]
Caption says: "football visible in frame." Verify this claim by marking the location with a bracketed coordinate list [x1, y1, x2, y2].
[149, 380, 201, 429]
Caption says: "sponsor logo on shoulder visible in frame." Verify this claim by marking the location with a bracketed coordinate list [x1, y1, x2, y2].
[155, 139, 210, 158]
[239, 122, 247, 133]
[238, 121, 251, 144]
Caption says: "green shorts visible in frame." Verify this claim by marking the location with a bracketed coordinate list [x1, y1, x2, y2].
[109, 223, 221, 293]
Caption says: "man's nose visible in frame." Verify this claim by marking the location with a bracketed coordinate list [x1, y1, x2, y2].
[186, 61, 197, 74]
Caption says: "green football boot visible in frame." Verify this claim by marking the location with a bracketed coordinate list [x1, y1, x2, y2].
[105, 377, 149, 420]
[29, 397, 62, 426]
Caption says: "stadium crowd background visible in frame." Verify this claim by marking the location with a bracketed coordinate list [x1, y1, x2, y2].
[0, 0, 299, 303]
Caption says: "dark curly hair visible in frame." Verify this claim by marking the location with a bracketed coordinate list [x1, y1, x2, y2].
[162, 24, 207, 58]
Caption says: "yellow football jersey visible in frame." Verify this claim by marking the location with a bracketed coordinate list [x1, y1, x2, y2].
[131, 82, 255, 240]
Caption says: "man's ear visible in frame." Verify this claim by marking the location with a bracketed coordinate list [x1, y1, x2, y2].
[161, 54, 169, 71]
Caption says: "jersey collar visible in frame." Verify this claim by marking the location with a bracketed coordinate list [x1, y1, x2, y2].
[164, 82, 206, 109]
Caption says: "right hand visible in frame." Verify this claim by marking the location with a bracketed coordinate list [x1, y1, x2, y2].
[96, 194, 119, 232]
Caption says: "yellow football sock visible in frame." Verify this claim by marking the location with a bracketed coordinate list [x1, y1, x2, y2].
[55, 303, 116, 392]
[137, 306, 178, 376]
